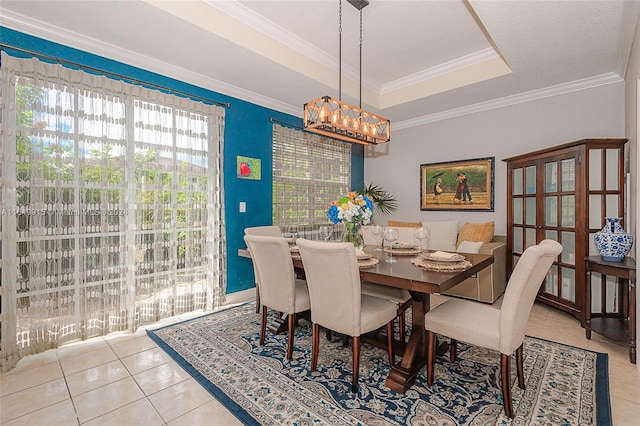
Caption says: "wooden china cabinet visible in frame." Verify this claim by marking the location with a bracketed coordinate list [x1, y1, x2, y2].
[504, 138, 628, 324]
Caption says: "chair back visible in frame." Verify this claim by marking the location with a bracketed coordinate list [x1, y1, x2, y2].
[499, 239, 563, 353]
[296, 239, 362, 336]
[244, 226, 282, 292]
[244, 225, 281, 237]
[244, 234, 299, 313]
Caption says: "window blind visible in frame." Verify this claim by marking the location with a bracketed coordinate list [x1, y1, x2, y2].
[272, 124, 350, 226]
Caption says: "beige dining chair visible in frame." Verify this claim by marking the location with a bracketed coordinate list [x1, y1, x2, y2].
[245, 226, 282, 313]
[361, 283, 411, 342]
[424, 239, 563, 418]
[245, 225, 281, 237]
[244, 234, 310, 360]
[296, 238, 398, 393]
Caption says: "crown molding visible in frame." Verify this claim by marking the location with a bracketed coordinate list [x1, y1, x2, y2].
[0, 8, 624, 130]
[394, 72, 622, 130]
[204, 0, 380, 93]
[0, 9, 301, 117]
[204, 0, 335, 72]
[382, 48, 500, 94]
[615, 0, 640, 79]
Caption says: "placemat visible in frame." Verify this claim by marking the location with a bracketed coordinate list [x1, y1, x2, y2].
[358, 257, 379, 268]
[411, 257, 472, 272]
[383, 247, 422, 256]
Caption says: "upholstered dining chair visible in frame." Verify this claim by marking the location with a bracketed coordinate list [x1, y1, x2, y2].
[361, 283, 411, 342]
[244, 226, 282, 313]
[296, 238, 399, 393]
[244, 234, 310, 360]
[424, 239, 563, 418]
[245, 225, 281, 237]
[350, 227, 412, 342]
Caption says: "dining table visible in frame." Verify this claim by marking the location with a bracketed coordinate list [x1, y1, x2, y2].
[240, 243, 494, 394]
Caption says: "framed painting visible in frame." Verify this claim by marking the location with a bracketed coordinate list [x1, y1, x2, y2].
[237, 156, 261, 180]
[420, 157, 494, 211]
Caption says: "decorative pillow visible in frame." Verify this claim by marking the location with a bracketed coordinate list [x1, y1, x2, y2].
[456, 221, 495, 247]
[387, 220, 422, 228]
[457, 240, 483, 254]
[422, 220, 459, 252]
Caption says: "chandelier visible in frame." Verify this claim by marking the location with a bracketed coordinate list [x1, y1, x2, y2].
[303, 0, 390, 145]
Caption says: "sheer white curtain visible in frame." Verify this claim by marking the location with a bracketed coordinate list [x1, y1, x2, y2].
[272, 124, 351, 225]
[0, 52, 226, 371]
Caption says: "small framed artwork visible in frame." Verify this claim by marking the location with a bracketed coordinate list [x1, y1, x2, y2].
[420, 157, 494, 211]
[237, 156, 261, 180]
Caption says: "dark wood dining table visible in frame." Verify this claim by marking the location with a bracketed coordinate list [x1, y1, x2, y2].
[290, 245, 495, 394]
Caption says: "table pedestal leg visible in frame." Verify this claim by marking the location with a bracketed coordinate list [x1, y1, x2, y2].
[385, 291, 429, 393]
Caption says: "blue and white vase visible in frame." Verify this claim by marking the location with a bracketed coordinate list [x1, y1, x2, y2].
[594, 217, 634, 262]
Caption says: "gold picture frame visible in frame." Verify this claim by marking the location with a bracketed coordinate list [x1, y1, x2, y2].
[420, 157, 494, 211]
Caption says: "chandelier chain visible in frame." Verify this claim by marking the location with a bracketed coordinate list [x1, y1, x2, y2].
[359, 8, 363, 108]
[339, 0, 342, 100]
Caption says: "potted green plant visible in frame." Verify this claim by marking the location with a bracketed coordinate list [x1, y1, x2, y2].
[358, 182, 397, 216]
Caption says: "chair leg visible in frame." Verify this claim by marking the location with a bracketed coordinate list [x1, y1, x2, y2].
[259, 306, 267, 346]
[386, 321, 395, 365]
[516, 343, 525, 390]
[342, 334, 349, 348]
[398, 312, 406, 343]
[397, 300, 411, 343]
[427, 330, 436, 386]
[352, 336, 360, 393]
[286, 313, 296, 360]
[311, 323, 319, 372]
[450, 338, 457, 362]
[255, 284, 260, 314]
[501, 353, 514, 419]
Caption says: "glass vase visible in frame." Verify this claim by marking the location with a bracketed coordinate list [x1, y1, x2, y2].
[342, 222, 364, 250]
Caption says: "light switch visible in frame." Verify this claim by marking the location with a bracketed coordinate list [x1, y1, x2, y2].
[239, 201, 246, 213]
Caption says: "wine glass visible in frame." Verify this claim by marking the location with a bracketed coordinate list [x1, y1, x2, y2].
[414, 227, 430, 253]
[384, 227, 399, 263]
[319, 225, 331, 242]
[286, 225, 298, 245]
[371, 224, 384, 251]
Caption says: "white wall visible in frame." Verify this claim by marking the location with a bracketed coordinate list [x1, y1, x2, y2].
[624, 14, 639, 263]
[364, 82, 626, 235]
[623, 13, 640, 373]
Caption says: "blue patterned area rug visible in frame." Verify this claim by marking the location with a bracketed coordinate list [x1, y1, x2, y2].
[147, 303, 611, 425]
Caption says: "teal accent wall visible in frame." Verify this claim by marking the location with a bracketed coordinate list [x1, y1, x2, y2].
[0, 27, 364, 294]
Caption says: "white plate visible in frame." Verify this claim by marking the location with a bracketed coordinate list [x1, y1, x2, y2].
[421, 252, 465, 262]
[289, 246, 299, 252]
[357, 253, 372, 260]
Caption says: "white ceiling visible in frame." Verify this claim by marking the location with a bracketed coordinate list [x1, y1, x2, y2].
[1, 0, 639, 129]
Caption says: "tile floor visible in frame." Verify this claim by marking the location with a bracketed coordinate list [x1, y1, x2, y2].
[1, 294, 639, 425]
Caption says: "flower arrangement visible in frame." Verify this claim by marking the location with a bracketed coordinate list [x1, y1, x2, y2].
[326, 192, 374, 232]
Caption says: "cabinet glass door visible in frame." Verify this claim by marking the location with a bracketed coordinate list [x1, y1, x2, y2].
[542, 157, 576, 302]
